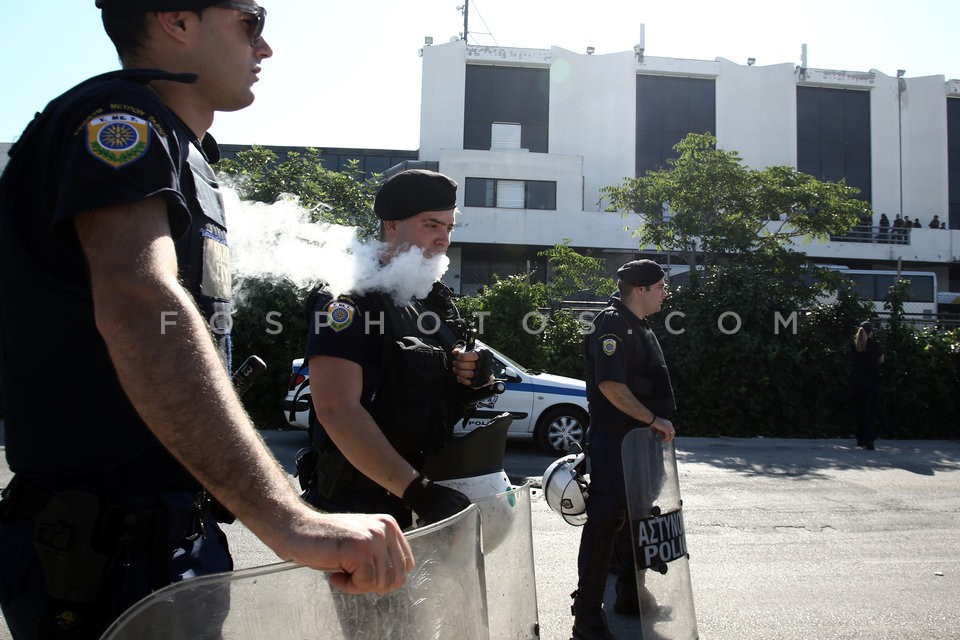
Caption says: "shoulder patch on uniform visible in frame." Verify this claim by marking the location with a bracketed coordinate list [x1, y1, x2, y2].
[86, 112, 151, 169]
[601, 336, 618, 356]
[325, 300, 356, 332]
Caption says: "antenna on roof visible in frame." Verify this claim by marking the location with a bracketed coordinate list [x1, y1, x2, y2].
[459, 0, 469, 43]
[634, 23, 645, 62]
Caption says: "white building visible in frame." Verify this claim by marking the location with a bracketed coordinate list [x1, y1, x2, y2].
[418, 41, 960, 299]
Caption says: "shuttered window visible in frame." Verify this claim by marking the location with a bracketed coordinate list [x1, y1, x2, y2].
[464, 178, 556, 210]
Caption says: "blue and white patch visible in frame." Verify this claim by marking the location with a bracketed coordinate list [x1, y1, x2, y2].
[602, 337, 618, 356]
[326, 300, 356, 332]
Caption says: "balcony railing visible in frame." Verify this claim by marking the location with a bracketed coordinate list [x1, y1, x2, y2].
[830, 225, 917, 245]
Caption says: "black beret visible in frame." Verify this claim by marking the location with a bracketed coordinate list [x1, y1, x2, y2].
[374, 170, 458, 221]
[859, 321, 873, 333]
[617, 259, 665, 287]
[96, 0, 223, 10]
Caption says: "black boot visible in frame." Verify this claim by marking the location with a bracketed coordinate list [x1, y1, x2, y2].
[571, 590, 615, 640]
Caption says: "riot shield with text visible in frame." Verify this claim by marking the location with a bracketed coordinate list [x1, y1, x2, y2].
[622, 428, 698, 640]
[100, 505, 489, 640]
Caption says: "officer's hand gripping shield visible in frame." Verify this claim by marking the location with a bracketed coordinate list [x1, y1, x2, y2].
[100, 506, 490, 640]
[622, 428, 699, 640]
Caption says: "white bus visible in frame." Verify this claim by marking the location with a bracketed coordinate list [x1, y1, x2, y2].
[816, 266, 938, 317]
[664, 263, 940, 317]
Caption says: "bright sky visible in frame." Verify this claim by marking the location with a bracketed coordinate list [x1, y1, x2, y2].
[3, 0, 958, 150]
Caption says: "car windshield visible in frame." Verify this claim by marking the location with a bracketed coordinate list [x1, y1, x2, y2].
[477, 340, 537, 374]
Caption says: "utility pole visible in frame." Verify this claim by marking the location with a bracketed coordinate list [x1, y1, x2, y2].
[896, 70, 906, 219]
[461, 0, 469, 43]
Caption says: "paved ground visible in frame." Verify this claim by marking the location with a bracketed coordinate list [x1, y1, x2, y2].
[2, 426, 959, 639]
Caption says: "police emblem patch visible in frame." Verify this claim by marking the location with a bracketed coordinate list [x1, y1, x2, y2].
[326, 300, 356, 332]
[602, 337, 618, 356]
[86, 112, 151, 169]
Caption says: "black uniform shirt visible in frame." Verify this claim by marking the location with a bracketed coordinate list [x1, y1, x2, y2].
[585, 296, 676, 435]
[303, 285, 467, 464]
[0, 70, 225, 492]
[305, 291, 388, 400]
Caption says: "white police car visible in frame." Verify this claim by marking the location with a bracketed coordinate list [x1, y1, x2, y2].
[281, 341, 589, 454]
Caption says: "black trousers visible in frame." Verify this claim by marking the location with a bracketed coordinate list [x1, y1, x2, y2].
[852, 380, 881, 446]
[0, 485, 232, 640]
[576, 430, 632, 606]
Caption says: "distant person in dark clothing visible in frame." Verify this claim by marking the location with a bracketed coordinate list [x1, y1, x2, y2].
[913, 218, 921, 228]
[878, 213, 890, 241]
[929, 215, 940, 229]
[893, 214, 904, 243]
[851, 322, 884, 450]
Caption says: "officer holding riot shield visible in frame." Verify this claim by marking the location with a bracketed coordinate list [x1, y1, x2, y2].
[297, 170, 498, 529]
[571, 260, 676, 640]
[0, 4, 415, 638]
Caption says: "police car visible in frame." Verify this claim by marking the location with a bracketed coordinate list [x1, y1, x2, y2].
[281, 341, 589, 454]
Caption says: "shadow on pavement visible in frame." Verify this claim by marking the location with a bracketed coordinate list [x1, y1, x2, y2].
[676, 436, 960, 478]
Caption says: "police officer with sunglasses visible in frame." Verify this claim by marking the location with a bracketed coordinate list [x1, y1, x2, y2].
[0, 3, 413, 638]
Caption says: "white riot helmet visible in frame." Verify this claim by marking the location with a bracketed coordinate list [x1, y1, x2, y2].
[418, 413, 517, 551]
[542, 451, 588, 526]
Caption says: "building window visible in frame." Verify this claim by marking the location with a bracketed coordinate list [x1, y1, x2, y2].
[526, 180, 557, 210]
[464, 65, 550, 153]
[465, 178, 496, 207]
[491, 122, 522, 150]
[636, 75, 716, 176]
[948, 98, 960, 229]
[464, 178, 557, 210]
[797, 86, 872, 203]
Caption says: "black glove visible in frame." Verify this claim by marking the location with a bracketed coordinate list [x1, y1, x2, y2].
[402, 474, 471, 526]
[470, 347, 496, 389]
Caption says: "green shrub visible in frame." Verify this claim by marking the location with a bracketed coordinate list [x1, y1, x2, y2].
[231, 276, 309, 428]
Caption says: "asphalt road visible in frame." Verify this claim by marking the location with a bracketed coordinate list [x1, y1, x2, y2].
[2, 425, 959, 639]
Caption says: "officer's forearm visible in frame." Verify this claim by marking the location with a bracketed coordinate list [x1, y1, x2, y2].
[598, 380, 655, 423]
[77, 202, 308, 549]
[315, 399, 419, 498]
[308, 357, 420, 497]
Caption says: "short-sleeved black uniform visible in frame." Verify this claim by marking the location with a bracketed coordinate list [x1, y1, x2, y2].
[301, 283, 474, 528]
[0, 69, 232, 639]
[575, 294, 676, 607]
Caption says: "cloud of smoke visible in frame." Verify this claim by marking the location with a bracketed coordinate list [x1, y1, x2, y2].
[225, 188, 448, 305]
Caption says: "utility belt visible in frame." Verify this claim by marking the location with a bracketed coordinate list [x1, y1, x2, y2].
[0, 475, 211, 604]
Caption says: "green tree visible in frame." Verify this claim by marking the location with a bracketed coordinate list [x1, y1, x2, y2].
[537, 239, 616, 306]
[875, 280, 959, 437]
[602, 132, 870, 284]
[229, 276, 310, 428]
[456, 243, 617, 379]
[218, 146, 382, 238]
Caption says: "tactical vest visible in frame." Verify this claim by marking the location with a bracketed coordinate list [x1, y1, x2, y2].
[364, 283, 469, 467]
[306, 282, 471, 470]
[175, 138, 232, 369]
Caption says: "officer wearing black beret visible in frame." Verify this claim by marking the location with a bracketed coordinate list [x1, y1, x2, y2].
[0, 4, 412, 638]
[570, 259, 677, 640]
[298, 169, 499, 530]
[374, 169, 458, 221]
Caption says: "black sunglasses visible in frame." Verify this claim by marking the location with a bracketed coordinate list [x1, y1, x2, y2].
[215, 2, 266, 47]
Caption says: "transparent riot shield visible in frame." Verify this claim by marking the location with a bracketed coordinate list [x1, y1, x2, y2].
[474, 482, 539, 640]
[621, 428, 699, 640]
[100, 505, 489, 640]
[419, 414, 540, 639]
